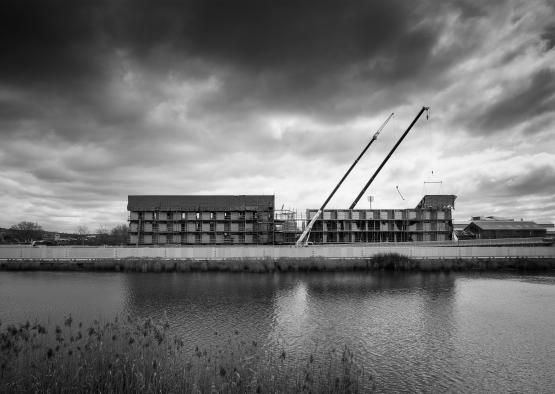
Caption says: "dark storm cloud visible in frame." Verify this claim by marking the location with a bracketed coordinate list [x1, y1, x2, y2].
[470, 69, 555, 133]
[0, 1, 414, 79]
[2, 0, 483, 178]
[1, 0, 481, 123]
[180, 0, 435, 77]
[146, 0, 474, 118]
[0, 1, 112, 86]
[2, 1, 437, 76]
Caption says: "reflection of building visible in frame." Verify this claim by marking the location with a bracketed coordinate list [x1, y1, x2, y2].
[127, 195, 274, 245]
[306, 195, 456, 243]
[465, 217, 547, 239]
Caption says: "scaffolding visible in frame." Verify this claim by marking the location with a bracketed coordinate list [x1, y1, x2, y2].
[127, 195, 276, 245]
[304, 207, 453, 244]
[273, 208, 301, 244]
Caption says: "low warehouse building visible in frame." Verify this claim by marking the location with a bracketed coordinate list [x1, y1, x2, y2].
[464, 220, 547, 239]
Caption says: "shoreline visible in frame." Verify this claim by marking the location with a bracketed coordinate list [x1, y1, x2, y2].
[2, 255, 555, 272]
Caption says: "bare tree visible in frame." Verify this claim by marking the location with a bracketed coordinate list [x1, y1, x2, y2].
[96, 225, 110, 245]
[10, 221, 43, 243]
[77, 225, 89, 246]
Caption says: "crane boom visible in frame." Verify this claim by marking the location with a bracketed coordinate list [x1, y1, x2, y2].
[349, 106, 429, 210]
[296, 112, 394, 246]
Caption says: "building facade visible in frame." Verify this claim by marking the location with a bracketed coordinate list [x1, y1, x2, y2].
[464, 220, 547, 239]
[127, 195, 274, 245]
[306, 195, 456, 243]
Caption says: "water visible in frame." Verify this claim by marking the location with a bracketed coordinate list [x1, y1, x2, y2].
[1, 270, 555, 393]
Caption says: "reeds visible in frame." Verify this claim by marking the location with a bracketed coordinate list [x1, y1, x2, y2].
[0, 315, 371, 393]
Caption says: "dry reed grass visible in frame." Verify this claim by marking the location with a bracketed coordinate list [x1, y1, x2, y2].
[0, 315, 372, 393]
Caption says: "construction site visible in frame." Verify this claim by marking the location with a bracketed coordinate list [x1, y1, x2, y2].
[126, 107, 454, 246]
[2, 104, 553, 268]
[125, 107, 550, 246]
[126, 193, 457, 245]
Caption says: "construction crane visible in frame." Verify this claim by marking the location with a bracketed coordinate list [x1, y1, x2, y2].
[349, 106, 429, 209]
[295, 112, 394, 246]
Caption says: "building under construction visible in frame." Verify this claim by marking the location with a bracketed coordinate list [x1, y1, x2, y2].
[305, 195, 456, 243]
[126, 194, 456, 245]
[127, 195, 275, 245]
[127, 107, 460, 245]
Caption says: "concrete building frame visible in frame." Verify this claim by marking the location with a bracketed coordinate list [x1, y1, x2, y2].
[127, 195, 275, 245]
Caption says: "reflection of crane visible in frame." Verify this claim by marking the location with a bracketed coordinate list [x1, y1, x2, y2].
[396, 186, 405, 200]
[350, 106, 430, 209]
[295, 113, 394, 246]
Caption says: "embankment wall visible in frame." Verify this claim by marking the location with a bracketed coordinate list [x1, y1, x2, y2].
[1, 244, 554, 260]
[1, 244, 554, 272]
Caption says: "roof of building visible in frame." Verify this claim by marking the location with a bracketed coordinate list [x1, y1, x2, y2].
[415, 195, 457, 210]
[127, 195, 274, 212]
[467, 220, 546, 231]
[471, 216, 514, 221]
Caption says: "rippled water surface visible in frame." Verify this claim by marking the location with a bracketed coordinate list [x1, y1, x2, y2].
[1, 271, 555, 393]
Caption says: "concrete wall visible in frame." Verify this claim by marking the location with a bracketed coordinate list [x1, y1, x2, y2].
[1, 244, 554, 260]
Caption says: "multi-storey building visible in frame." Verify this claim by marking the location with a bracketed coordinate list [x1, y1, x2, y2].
[127, 195, 274, 245]
[305, 195, 456, 243]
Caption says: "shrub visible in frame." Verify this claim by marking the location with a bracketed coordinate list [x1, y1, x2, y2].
[372, 253, 415, 270]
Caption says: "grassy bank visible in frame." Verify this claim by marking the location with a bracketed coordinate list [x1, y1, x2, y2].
[1, 254, 555, 272]
[0, 315, 370, 393]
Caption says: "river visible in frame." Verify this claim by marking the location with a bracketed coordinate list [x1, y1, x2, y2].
[1, 271, 554, 393]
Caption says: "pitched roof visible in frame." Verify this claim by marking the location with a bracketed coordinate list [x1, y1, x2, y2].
[127, 195, 274, 212]
[472, 216, 513, 221]
[468, 220, 546, 231]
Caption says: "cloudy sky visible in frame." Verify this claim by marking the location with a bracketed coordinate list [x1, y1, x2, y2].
[1, 0, 555, 232]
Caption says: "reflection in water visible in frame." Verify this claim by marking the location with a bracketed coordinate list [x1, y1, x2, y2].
[0, 272, 127, 325]
[288, 273, 460, 392]
[122, 273, 280, 353]
[1, 271, 554, 393]
[271, 280, 310, 349]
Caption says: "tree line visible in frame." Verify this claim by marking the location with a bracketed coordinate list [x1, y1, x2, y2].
[0, 222, 129, 245]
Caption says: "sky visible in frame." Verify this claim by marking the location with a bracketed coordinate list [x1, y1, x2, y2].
[1, 0, 555, 232]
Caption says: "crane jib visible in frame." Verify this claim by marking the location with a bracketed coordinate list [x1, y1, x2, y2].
[349, 106, 429, 210]
[295, 112, 395, 246]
